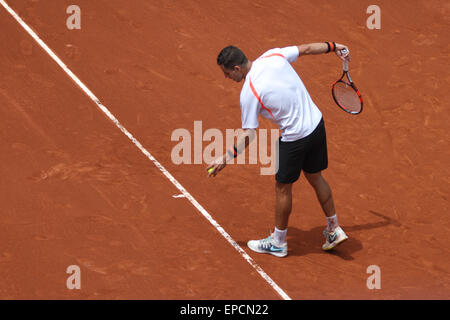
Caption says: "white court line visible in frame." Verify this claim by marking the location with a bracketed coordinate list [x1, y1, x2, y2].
[0, 0, 291, 300]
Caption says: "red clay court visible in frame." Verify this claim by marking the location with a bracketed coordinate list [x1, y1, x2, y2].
[0, 0, 449, 299]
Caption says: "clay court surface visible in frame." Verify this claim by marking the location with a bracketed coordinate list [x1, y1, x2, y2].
[0, 0, 449, 299]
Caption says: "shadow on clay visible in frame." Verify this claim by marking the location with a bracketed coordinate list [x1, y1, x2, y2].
[287, 210, 402, 260]
[239, 210, 402, 261]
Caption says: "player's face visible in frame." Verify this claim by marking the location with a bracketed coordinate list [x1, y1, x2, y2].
[220, 65, 244, 82]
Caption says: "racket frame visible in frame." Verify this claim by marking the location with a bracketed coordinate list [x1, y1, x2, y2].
[331, 60, 363, 115]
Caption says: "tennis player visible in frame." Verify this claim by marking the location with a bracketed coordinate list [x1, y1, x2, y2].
[207, 42, 350, 257]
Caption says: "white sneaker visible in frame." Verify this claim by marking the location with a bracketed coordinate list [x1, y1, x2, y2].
[247, 233, 288, 258]
[322, 226, 348, 251]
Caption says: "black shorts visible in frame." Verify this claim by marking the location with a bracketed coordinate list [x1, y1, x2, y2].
[275, 118, 328, 184]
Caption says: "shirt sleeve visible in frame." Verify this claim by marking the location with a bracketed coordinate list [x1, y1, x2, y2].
[240, 83, 260, 129]
[278, 46, 300, 63]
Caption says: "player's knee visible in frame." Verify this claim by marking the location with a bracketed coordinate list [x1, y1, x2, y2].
[304, 171, 322, 186]
[276, 181, 292, 194]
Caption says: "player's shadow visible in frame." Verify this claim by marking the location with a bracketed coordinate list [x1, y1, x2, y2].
[287, 210, 401, 260]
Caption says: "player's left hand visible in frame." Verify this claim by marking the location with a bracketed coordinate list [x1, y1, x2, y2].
[207, 155, 227, 177]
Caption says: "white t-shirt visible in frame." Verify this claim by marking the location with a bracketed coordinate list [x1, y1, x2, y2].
[240, 46, 322, 142]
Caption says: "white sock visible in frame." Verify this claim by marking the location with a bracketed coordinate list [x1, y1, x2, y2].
[273, 227, 287, 246]
[326, 214, 339, 232]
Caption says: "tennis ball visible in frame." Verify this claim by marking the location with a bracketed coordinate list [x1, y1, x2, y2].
[208, 168, 214, 173]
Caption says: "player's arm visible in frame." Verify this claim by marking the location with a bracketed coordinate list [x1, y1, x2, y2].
[297, 42, 350, 61]
[226, 128, 256, 163]
[207, 129, 256, 177]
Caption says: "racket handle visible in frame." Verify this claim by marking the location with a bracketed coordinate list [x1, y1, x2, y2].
[343, 60, 349, 72]
[341, 48, 349, 71]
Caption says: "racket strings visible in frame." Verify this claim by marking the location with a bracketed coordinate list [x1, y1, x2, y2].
[332, 81, 361, 113]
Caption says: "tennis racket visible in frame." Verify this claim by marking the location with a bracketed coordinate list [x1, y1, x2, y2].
[331, 48, 363, 115]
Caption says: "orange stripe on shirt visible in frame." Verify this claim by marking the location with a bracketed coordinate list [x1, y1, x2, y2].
[261, 53, 286, 59]
[248, 52, 287, 120]
[248, 76, 275, 120]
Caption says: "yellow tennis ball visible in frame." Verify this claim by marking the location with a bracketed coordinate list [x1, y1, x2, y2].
[208, 168, 214, 173]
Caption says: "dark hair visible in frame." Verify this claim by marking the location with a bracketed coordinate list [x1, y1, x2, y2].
[217, 46, 248, 69]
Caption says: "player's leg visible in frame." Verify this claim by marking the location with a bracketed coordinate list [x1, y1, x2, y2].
[304, 171, 348, 250]
[275, 181, 293, 230]
[305, 172, 348, 250]
[303, 171, 335, 219]
[302, 119, 348, 250]
[247, 138, 302, 258]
